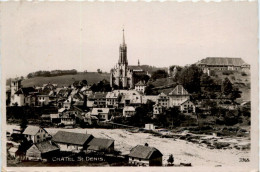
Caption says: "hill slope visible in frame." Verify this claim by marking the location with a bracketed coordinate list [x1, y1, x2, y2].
[7, 72, 110, 87]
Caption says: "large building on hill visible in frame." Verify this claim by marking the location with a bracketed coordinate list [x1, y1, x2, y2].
[110, 30, 147, 89]
[196, 57, 250, 73]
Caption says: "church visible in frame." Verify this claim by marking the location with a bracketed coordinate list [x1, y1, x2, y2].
[110, 30, 147, 89]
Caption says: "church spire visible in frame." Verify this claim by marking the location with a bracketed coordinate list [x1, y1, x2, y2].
[122, 28, 125, 45]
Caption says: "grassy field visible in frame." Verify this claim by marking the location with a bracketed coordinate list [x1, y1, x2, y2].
[7, 72, 110, 87]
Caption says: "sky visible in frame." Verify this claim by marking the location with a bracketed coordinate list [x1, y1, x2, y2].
[1, 1, 258, 78]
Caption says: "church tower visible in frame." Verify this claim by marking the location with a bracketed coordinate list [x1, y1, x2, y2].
[118, 29, 128, 65]
[110, 29, 133, 89]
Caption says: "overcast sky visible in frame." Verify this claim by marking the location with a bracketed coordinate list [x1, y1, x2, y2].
[1, 1, 258, 78]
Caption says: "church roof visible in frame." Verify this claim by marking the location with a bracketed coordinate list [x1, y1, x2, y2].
[169, 85, 189, 96]
[197, 57, 249, 67]
[128, 65, 144, 71]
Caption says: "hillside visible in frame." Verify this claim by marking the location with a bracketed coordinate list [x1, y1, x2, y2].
[149, 70, 250, 102]
[6, 72, 110, 87]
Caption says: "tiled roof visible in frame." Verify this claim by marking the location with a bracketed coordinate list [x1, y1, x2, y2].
[35, 141, 59, 153]
[23, 126, 45, 136]
[52, 131, 93, 145]
[87, 138, 114, 150]
[197, 57, 248, 66]
[169, 85, 189, 96]
[129, 145, 163, 160]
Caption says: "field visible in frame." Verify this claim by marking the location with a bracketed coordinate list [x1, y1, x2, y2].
[7, 125, 250, 167]
[6, 72, 110, 87]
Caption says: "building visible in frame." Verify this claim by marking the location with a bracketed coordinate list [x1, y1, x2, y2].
[23, 126, 50, 143]
[106, 91, 120, 108]
[10, 79, 22, 106]
[135, 80, 146, 94]
[196, 57, 250, 73]
[26, 141, 60, 160]
[88, 92, 107, 108]
[8, 147, 19, 158]
[153, 104, 164, 116]
[157, 92, 169, 108]
[91, 108, 111, 121]
[37, 95, 50, 106]
[123, 106, 135, 117]
[110, 30, 148, 89]
[87, 138, 114, 153]
[12, 87, 37, 106]
[179, 100, 196, 114]
[128, 144, 163, 166]
[52, 131, 94, 152]
[110, 29, 134, 89]
[168, 85, 190, 107]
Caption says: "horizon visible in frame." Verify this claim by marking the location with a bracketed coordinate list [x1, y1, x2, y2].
[1, 2, 257, 78]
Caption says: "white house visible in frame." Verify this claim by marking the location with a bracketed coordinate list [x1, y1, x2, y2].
[134, 80, 146, 94]
[23, 126, 50, 143]
[168, 85, 190, 107]
[123, 106, 135, 117]
[179, 100, 196, 114]
[157, 92, 169, 108]
[37, 95, 50, 106]
[153, 104, 164, 116]
[91, 108, 111, 121]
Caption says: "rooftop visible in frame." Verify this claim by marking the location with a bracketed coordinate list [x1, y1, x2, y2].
[129, 145, 163, 160]
[52, 131, 93, 145]
[197, 57, 249, 66]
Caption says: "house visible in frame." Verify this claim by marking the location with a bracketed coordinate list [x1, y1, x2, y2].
[87, 138, 114, 153]
[128, 144, 163, 166]
[37, 95, 50, 106]
[52, 131, 94, 152]
[106, 92, 120, 108]
[23, 126, 50, 143]
[196, 57, 250, 73]
[63, 98, 72, 110]
[26, 141, 60, 160]
[88, 92, 107, 108]
[91, 108, 111, 121]
[84, 112, 99, 125]
[123, 106, 135, 117]
[157, 92, 169, 108]
[8, 147, 19, 158]
[120, 93, 142, 107]
[135, 80, 146, 94]
[153, 104, 164, 116]
[179, 100, 196, 114]
[50, 113, 61, 124]
[12, 87, 37, 106]
[168, 85, 190, 107]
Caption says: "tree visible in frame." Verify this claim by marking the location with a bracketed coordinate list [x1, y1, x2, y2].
[178, 65, 203, 93]
[151, 70, 168, 80]
[20, 118, 28, 132]
[222, 77, 233, 95]
[230, 87, 241, 103]
[167, 154, 174, 165]
[97, 69, 102, 74]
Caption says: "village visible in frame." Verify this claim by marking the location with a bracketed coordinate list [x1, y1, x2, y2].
[5, 31, 251, 167]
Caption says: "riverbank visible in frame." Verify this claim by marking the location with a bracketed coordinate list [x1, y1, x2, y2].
[6, 125, 250, 167]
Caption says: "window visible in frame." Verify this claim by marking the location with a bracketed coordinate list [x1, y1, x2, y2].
[132, 157, 134, 160]
[139, 158, 141, 161]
